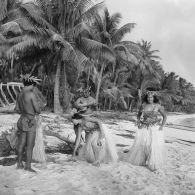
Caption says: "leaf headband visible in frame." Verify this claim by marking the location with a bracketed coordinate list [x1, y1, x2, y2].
[20, 74, 41, 85]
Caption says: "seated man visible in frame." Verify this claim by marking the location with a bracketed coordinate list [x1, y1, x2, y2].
[71, 86, 97, 156]
[74, 87, 96, 115]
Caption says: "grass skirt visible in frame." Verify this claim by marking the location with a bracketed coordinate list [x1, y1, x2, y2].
[127, 125, 164, 170]
[32, 116, 46, 163]
[78, 124, 118, 164]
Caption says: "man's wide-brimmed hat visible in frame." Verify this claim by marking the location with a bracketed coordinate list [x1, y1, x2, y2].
[20, 74, 41, 85]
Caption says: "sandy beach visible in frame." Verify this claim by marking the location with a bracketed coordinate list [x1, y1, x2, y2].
[0, 112, 195, 195]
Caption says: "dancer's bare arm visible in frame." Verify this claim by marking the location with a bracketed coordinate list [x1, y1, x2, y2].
[137, 104, 144, 127]
[14, 95, 20, 113]
[73, 126, 82, 157]
[75, 97, 96, 108]
[30, 93, 41, 114]
[158, 105, 167, 130]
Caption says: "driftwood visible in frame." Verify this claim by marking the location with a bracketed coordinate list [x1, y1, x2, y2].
[44, 125, 74, 150]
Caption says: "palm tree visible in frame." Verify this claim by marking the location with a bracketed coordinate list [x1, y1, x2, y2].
[133, 40, 161, 107]
[156, 72, 182, 111]
[178, 77, 195, 108]
[1, 0, 115, 113]
[85, 9, 138, 106]
[0, 0, 23, 80]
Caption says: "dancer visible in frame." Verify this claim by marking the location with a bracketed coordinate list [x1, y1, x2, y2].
[71, 85, 97, 150]
[127, 90, 167, 171]
[72, 113, 118, 166]
[15, 74, 43, 172]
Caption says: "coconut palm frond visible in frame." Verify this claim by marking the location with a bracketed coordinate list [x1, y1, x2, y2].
[52, 33, 74, 51]
[73, 22, 91, 38]
[111, 23, 136, 44]
[91, 13, 104, 34]
[113, 44, 130, 60]
[1, 7, 21, 23]
[181, 98, 195, 105]
[0, 33, 7, 42]
[80, 37, 115, 62]
[103, 87, 118, 100]
[122, 41, 143, 55]
[142, 78, 160, 90]
[75, 0, 94, 13]
[14, 17, 34, 31]
[0, 0, 8, 21]
[6, 35, 48, 58]
[6, 35, 24, 44]
[35, 0, 47, 10]
[118, 85, 134, 97]
[157, 89, 182, 103]
[119, 83, 137, 92]
[1, 21, 22, 35]
[20, 3, 57, 32]
[103, 86, 132, 109]
[79, 2, 105, 22]
[109, 12, 122, 33]
[14, 17, 49, 36]
[100, 31, 112, 44]
[149, 55, 161, 59]
[35, 0, 55, 23]
[74, 49, 93, 69]
[62, 48, 80, 69]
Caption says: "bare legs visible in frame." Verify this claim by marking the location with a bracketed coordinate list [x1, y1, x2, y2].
[17, 132, 26, 169]
[25, 131, 36, 172]
[17, 130, 36, 172]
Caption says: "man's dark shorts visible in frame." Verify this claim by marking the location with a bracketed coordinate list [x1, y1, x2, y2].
[17, 115, 37, 132]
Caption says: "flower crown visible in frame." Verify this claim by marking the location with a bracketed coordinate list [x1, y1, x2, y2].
[146, 91, 156, 96]
[20, 74, 41, 85]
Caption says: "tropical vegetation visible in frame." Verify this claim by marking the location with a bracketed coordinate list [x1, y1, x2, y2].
[0, 0, 195, 114]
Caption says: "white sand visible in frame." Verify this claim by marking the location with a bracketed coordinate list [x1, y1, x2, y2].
[0, 112, 195, 195]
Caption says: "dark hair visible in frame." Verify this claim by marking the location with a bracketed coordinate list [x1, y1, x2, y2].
[23, 79, 36, 87]
[72, 113, 83, 120]
[142, 93, 160, 104]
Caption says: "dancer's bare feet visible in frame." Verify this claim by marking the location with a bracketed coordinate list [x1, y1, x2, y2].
[93, 161, 100, 167]
[24, 167, 37, 173]
[67, 156, 77, 162]
[16, 163, 24, 169]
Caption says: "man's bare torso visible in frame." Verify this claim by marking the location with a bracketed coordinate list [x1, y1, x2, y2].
[16, 87, 40, 117]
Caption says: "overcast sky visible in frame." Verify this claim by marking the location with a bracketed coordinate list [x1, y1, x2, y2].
[105, 0, 195, 86]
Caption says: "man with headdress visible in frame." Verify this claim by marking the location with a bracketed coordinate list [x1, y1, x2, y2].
[15, 74, 44, 172]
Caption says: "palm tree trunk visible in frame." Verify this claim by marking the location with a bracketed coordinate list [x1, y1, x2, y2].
[30, 63, 37, 75]
[129, 99, 133, 112]
[137, 73, 144, 109]
[62, 64, 71, 112]
[54, 61, 63, 113]
[109, 98, 112, 110]
[10, 54, 14, 81]
[103, 98, 106, 110]
[96, 63, 105, 105]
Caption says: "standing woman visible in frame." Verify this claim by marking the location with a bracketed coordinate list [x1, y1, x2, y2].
[127, 91, 167, 171]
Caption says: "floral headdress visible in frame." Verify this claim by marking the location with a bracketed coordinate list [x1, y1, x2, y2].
[74, 86, 91, 99]
[20, 74, 41, 85]
[146, 91, 156, 96]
